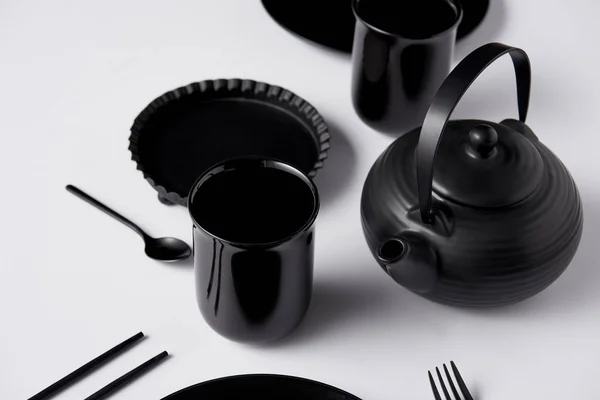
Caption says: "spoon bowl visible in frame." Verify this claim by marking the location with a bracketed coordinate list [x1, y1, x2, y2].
[144, 237, 192, 262]
[66, 185, 191, 262]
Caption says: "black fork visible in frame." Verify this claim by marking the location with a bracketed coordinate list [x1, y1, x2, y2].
[428, 361, 474, 400]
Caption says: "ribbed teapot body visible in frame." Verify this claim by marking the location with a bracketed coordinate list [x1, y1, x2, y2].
[361, 121, 583, 307]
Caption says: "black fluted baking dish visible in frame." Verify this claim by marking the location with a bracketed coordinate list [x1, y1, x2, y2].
[129, 79, 331, 206]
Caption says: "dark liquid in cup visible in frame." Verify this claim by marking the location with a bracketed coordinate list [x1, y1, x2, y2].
[357, 0, 459, 39]
[191, 167, 316, 244]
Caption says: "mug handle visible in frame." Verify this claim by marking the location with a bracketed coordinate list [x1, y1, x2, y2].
[416, 42, 532, 224]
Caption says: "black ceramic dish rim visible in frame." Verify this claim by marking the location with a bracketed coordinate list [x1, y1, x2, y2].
[128, 78, 332, 206]
[351, 0, 464, 41]
[260, 0, 353, 54]
[187, 156, 321, 249]
[261, 0, 488, 54]
[160, 373, 362, 400]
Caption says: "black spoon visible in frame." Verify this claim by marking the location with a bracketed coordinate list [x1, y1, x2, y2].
[66, 185, 191, 262]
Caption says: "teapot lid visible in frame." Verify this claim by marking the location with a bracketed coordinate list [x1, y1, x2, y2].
[431, 120, 543, 208]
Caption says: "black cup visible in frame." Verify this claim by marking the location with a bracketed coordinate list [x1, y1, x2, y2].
[351, 0, 463, 134]
[188, 157, 320, 344]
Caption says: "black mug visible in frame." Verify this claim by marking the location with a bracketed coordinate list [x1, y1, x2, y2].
[188, 157, 320, 344]
[351, 0, 463, 134]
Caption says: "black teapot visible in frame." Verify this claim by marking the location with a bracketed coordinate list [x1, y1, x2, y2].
[361, 43, 583, 307]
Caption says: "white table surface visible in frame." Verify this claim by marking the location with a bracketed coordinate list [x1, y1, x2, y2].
[2, 0, 600, 399]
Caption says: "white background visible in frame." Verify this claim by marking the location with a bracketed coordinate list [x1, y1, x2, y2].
[1, 0, 599, 399]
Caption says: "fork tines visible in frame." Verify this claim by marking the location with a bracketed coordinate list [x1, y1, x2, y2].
[428, 361, 474, 400]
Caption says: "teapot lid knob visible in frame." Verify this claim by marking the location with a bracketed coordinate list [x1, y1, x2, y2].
[431, 120, 544, 208]
[468, 124, 498, 158]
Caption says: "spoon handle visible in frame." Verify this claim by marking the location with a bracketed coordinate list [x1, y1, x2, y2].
[66, 185, 146, 238]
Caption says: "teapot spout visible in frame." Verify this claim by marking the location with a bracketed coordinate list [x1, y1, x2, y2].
[377, 234, 438, 294]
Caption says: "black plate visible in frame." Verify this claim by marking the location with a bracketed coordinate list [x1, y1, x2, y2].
[129, 79, 331, 206]
[161, 374, 362, 400]
[262, 0, 490, 53]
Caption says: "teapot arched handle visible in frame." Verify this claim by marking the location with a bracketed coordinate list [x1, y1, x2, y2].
[417, 43, 531, 224]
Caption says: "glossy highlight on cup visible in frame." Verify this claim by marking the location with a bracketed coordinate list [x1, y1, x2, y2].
[351, 0, 463, 134]
[188, 157, 320, 344]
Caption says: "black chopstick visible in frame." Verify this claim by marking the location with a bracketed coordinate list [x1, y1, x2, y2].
[28, 332, 145, 400]
[83, 351, 169, 400]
